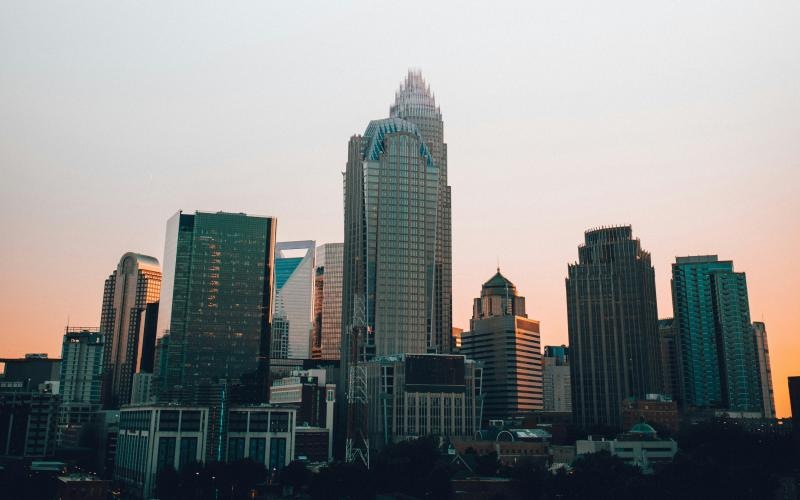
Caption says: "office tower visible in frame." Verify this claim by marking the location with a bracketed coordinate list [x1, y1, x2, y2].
[100, 253, 161, 408]
[60, 328, 104, 405]
[272, 241, 315, 360]
[311, 243, 343, 360]
[752, 321, 775, 418]
[452, 327, 464, 352]
[461, 270, 542, 421]
[790, 377, 800, 443]
[566, 226, 662, 429]
[156, 211, 276, 402]
[672, 256, 762, 412]
[0, 354, 61, 390]
[658, 318, 680, 401]
[543, 345, 572, 413]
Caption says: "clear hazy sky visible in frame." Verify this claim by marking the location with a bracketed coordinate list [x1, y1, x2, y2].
[1, 1, 798, 417]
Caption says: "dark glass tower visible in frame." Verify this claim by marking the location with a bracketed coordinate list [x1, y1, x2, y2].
[156, 211, 276, 403]
[566, 226, 662, 429]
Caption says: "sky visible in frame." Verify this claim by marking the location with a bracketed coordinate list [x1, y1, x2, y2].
[1, 1, 798, 417]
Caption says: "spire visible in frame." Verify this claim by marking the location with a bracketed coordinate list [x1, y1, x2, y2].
[390, 69, 441, 120]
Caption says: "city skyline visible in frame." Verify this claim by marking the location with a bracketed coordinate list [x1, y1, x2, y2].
[1, 1, 798, 419]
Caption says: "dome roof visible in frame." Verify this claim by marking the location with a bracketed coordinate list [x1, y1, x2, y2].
[629, 422, 657, 435]
[481, 269, 517, 296]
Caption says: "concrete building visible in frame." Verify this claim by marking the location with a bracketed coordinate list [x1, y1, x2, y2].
[566, 226, 662, 429]
[100, 253, 161, 409]
[658, 319, 680, 401]
[0, 390, 60, 457]
[0, 354, 61, 391]
[155, 211, 277, 404]
[363, 354, 482, 450]
[461, 270, 542, 422]
[272, 241, 315, 360]
[542, 345, 571, 413]
[672, 256, 762, 413]
[752, 322, 775, 418]
[57, 328, 105, 446]
[114, 405, 208, 499]
[621, 395, 679, 434]
[270, 369, 335, 428]
[226, 406, 297, 467]
[57, 474, 110, 500]
[576, 422, 677, 473]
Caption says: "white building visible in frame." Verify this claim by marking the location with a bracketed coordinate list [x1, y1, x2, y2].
[226, 406, 297, 468]
[272, 241, 315, 360]
[576, 422, 677, 474]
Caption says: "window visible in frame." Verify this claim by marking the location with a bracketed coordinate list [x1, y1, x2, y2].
[181, 411, 201, 432]
[269, 438, 286, 469]
[159, 410, 179, 431]
[179, 437, 197, 470]
[228, 437, 245, 461]
[270, 412, 289, 432]
[157, 437, 176, 471]
[249, 438, 266, 464]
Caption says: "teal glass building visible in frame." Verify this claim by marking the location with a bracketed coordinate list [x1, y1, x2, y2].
[671, 256, 762, 412]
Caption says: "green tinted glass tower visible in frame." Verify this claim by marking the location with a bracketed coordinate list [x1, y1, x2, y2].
[156, 211, 276, 403]
[671, 256, 762, 412]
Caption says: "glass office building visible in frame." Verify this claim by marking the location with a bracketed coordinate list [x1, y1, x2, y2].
[155, 211, 276, 403]
[272, 241, 315, 360]
[671, 256, 762, 413]
[312, 243, 343, 360]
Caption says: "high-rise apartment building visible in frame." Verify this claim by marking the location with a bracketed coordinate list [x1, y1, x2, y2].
[100, 253, 161, 409]
[543, 345, 571, 413]
[658, 318, 680, 402]
[566, 226, 662, 429]
[311, 243, 343, 360]
[272, 241, 315, 360]
[60, 328, 105, 405]
[155, 211, 276, 403]
[671, 256, 762, 413]
[752, 321, 775, 418]
[461, 270, 542, 421]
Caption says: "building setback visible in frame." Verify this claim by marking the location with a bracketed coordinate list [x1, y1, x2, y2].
[100, 252, 161, 409]
[671, 255, 762, 413]
[543, 345, 572, 413]
[566, 226, 662, 429]
[311, 243, 343, 361]
[461, 270, 542, 421]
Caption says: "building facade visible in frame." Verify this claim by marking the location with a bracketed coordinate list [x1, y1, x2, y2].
[115, 406, 208, 499]
[0, 390, 60, 457]
[566, 226, 662, 429]
[671, 255, 762, 413]
[752, 322, 775, 418]
[58, 328, 105, 446]
[272, 241, 315, 360]
[657, 319, 680, 402]
[226, 406, 297, 468]
[155, 211, 276, 403]
[363, 354, 482, 449]
[543, 346, 571, 413]
[100, 253, 161, 409]
[311, 243, 343, 360]
[461, 270, 542, 421]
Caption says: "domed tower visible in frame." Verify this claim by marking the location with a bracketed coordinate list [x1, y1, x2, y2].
[462, 269, 543, 422]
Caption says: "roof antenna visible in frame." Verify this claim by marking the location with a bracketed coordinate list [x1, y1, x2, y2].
[497, 256, 500, 273]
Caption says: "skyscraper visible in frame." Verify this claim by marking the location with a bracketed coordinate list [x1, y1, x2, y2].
[543, 345, 572, 413]
[566, 226, 662, 429]
[272, 241, 315, 360]
[461, 270, 542, 421]
[155, 211, 276, 403]
[311, 243, 343, 360]
[752, 322, 775, 418]
[658, 318, 680, 402]
[671, 256, 762, 413]
[340, 70, 452, 459]
[100, 252, 161, 408]
[60, 328, 104, 405]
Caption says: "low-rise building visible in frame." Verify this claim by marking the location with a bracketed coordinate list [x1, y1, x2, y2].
[57, 474, 110, 500]
[0, 390, 60, 457]
[226, 405, 297, 468]
[576, 421, 677, 473]
[621, 394, 679, 434]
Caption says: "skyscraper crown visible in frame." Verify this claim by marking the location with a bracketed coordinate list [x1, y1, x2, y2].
[390, 69, 441, 120]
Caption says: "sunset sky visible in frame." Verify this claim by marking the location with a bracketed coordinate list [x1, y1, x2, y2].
[1, 1, 798, 417]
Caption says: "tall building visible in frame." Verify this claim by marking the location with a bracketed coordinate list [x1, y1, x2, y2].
[461, 270, 542, 421]
[155, 211, 276, 403]
[671, 256, 762, 412]
[543, 345, 571, 413]
[272, 241, 315, 360]
[311, 243, 343, 360]
[789, 377, 800, 443]
[658, 319, 680, 401]
[60, 328, 105, 405]
[340, 71, 453, 458]
[341, 70, 452, 366]
[566, 226, 662, 429]
[752, 321, 775, 418]
[100, 253, 161, 409]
